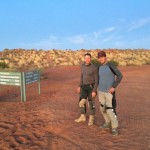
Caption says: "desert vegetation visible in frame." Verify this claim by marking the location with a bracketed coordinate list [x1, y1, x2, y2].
[0, 48, 150, 71]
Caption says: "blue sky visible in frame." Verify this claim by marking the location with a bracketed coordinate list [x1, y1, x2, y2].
[0, 0, 150, 51]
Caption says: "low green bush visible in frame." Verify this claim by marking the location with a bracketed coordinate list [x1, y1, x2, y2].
[91, 59, 101, 67]
[109, 60, 119, 67]
[0, 62, 9, 69]
[91, 59, 119, 67]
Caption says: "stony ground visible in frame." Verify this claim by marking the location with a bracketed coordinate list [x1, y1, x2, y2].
[0, 65, 150, 150]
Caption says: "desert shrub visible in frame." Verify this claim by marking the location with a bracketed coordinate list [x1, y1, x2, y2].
[0, 67, 17, 72]
[109, 60, 119, 67]
[91, 59, 101, 67]
[0, 58, 5, 60]
[91, 59, 119, 67]
[0, 62, 9, 69]
[3, 48, 10, 52]
[38, 68, 48, 80]
[146, 60, 150, 65]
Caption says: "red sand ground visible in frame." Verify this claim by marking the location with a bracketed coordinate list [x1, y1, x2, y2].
[0, 65, 150, 150]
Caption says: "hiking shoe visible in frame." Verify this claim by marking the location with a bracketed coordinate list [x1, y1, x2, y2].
[112, 128, 118, 136]
[74, 114, 86, 122]
[100, 122, 111, 129]
[88, 115, 94, 126]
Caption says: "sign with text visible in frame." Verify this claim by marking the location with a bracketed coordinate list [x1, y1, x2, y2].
[0, 72, 21, 86]
[25, 71, 40, 84]
[0, 71, 41, 102]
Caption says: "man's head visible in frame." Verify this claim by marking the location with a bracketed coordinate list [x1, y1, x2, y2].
[84, 53, 92, 65]
[97, 51, 107, 64]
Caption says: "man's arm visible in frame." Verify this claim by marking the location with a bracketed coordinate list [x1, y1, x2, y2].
[93, 66, 99, 92]
[107, 62, 123, 88]
[80, 73, 83, 87]
[77, 65, 83, 94]
[79, 64, 83, 87]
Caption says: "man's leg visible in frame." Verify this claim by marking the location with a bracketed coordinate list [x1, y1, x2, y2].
[112, 92, 117, 115]
[87, 100, 95, 126]
[87, 85, 96, 126]
[105, 93, 118, 136]
[79, 96, 86, 114]
[98, 91, 111, 128]
[75, 87, 87, 122]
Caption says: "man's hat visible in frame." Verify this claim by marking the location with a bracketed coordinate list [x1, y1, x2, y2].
[97, 51, 106, 58]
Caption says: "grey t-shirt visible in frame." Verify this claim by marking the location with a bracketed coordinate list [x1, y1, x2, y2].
[98, 62, 123, 92]
[98, 64, 115, 92]
[80, 63, 99, 92]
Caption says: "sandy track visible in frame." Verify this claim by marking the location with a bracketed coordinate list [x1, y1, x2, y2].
[0, 65, 150, 150]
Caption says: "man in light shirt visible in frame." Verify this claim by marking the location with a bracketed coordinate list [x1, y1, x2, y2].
[97, 51, 123, 136]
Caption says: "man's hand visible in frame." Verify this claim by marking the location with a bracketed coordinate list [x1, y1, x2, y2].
[77, 87, 81, 93]
[92, 91, 97, 98]
[108, 87, 115, 94]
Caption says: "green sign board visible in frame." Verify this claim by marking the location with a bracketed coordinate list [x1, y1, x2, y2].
[0, 71, 41, 102]
[0, 72, 21, 86]
[25, 71, 40, 84]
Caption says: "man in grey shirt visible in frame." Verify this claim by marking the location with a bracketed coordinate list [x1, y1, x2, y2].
[75, 53, 99, 126]
[98, 51, 123, 136]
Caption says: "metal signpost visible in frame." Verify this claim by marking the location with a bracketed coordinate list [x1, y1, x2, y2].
[0, 71, 41, 102]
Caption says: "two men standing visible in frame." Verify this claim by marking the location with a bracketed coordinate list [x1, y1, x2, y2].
[75, 51, 123, 136]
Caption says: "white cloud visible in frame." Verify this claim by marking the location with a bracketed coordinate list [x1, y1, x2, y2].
[101, 36, 113, 43]
[128, 17, 150, 31]
[130, 37, 150, 48]
[104, 27, 116, 32]
[19, 35, 63, 49]
[19, 18, 150, 50]
[112, 36, 150, 49]
[69, 35, 87, 44]
[18, 26, 128, 50]
[93, 31, 102, 39]
[118, 18, 126, 23]
[92, 27, 116, 40]
[93, 27, 116, 39]
[114, 40, 126, 48]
